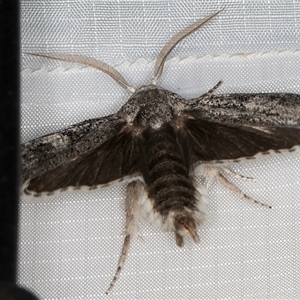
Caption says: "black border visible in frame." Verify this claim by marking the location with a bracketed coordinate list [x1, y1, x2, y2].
[0, 1, 38, 299]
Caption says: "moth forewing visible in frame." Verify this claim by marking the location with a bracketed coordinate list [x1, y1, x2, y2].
[21, 10, 300, 294]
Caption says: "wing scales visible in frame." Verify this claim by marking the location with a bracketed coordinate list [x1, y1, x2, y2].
[177, 110, 300, 164]
[24, 108, 300, 194]
[25, 128, 145, 194]
[21, 115, 125, 183]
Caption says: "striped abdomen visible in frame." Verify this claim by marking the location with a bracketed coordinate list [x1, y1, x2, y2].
[143, 123, 198, 216]
[142, 123, 204, 246]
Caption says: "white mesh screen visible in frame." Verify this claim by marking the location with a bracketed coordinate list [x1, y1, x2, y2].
[19, 1, 300, 299]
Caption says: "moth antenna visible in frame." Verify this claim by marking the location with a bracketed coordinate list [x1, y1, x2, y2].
[151, 9, 223, 85]
[24, 52, 136, 93]
[105, 234, 131, 295]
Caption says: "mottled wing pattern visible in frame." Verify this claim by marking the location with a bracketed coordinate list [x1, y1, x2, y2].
[23, 124, 145, 195]
[23, 93, 300, 195]
[190, 93, 300, 127]
[177, 108, 300, 164]
[21, 114, 123, 184]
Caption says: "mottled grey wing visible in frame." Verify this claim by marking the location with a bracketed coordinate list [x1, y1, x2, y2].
[178, 109, 300, 164]
[24, 127, 145, 195]
[21, 114, 125, 184]
[190, 93, 300, 127]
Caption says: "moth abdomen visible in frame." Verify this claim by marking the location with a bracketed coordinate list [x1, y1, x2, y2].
[143, 124, 204, 246]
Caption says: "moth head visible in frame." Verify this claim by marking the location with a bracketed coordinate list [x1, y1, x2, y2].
[174, 212, 200, 247]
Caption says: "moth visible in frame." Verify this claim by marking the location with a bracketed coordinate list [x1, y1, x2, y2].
[21, 10, 300, 294]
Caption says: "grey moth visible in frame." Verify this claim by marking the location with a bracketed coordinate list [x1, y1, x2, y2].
[21, 10, 300, 293]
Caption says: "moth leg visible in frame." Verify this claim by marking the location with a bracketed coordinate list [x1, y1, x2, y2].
[201, 166, 271, 209]
[217, 171, 271, 208]
[222, 167, 256, 182]
[105, 180, 144, 294]
[105, 235, 131, 295]
[187, 80, 222, 109]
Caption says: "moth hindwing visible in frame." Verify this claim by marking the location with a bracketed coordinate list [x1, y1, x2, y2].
[22, 10, 300, 293]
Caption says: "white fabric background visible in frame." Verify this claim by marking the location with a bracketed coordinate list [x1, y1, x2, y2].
[19, 0, 300, 299]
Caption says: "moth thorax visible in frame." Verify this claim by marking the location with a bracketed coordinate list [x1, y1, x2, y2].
[134, 103, 174, 129]
[174, 212, 200, 247]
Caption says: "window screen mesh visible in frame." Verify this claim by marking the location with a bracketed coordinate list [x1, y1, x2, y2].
[19, 1, 300, 298]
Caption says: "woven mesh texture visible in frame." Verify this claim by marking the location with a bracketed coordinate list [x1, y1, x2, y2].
[19, 1, 300, 299]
